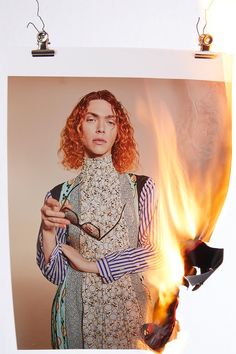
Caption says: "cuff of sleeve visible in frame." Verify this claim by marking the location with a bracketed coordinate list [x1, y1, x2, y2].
[45, 243, 61, 270]
[96, 257, 115, 283]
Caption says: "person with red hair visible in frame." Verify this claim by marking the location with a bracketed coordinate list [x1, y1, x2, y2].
[37, 90, 157, 349]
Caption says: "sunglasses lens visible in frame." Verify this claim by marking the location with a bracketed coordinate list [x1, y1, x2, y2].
[82, 223, 100, 239]
[63, 208, 78, 226]
[61, 204, 125, 240]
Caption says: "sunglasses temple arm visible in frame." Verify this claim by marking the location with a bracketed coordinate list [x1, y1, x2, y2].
[101, 204, 126, 239]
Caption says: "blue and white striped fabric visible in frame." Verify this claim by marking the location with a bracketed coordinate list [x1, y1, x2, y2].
[36, 191, 68, 285]
[36, 177, 159, 285]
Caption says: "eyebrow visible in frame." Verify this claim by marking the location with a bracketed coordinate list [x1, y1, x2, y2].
[86, 112, 117, 119]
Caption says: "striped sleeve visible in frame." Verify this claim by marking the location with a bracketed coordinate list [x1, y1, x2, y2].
[36, 191, 68, 285]
[138, 177, 157, 247]
[96, 177, 159, 283]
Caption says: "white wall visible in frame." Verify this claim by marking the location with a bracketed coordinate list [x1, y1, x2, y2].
[1, 0, 201, 49]
[0, 0, 234, 52]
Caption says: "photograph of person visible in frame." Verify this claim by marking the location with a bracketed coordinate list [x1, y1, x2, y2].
[8, 76, 231, 353]
[37, 89, 157, 349]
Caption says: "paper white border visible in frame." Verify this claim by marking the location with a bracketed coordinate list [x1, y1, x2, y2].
[0, 47, 233, 354]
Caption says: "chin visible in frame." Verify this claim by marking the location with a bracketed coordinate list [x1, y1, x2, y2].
[85, 149, 111, 158]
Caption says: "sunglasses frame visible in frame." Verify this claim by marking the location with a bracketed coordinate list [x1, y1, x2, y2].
[59, 182, 126, 240]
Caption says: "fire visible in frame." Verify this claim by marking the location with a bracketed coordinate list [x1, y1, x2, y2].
[142, 83, 231, 350]
[144, 108, 187, 322]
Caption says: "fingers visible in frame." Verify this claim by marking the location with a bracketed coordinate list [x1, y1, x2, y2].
[45, 197, 61, 209]
[60, 243, 69, 252]
[61, 244, 76, 256]
[60, 244, 80, 262]
[61, 245, 78, 268]
[60, 244, 82, 271]
[61, 199, 72, 208]
[41, 197, 70, 231]
[42, 217, 69, 230]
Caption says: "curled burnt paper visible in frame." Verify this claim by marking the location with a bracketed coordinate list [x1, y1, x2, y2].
[183, 241, 224, 291]
[141, 296, 179, 352]
[141, 241, 223, 351]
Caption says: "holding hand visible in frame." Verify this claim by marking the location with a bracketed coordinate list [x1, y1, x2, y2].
[61, 244, 99, 274]
[41, 197, 71, 232]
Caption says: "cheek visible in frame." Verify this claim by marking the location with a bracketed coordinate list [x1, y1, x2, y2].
[79, 122, 91, 141]
[113, 127, 119, 142]
[110, 128, 118, 145]
[80, 131, 90, 147]
[113, 126, 118, 138]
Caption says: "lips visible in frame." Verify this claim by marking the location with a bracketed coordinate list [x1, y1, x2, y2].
[93, 138, 107, 145]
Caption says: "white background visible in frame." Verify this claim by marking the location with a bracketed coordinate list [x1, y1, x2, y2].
[0, 1, 236, 354]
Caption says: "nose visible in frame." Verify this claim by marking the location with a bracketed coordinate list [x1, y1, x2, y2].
[96, 118, 105, 133]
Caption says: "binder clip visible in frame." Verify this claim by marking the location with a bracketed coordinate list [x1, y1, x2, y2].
[27, 0, 55, 57]
[30, 29, 55, 57]
[194, 15, 217, 59]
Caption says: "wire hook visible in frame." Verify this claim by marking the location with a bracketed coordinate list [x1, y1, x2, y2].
[35, 0, 45, 30]
[195, 0, 216, 57]
[27, 0, 55, 57]
[202, 9, 207, 34]
[196, 17, 200, 37]
[196, 0, 216, 37]
[27, 0, 46, 32]
[27, 21, 39, 32]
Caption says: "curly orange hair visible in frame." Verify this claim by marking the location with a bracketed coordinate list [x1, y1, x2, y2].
[58, 90, 139, 173]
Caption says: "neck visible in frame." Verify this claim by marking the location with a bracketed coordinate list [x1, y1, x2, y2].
[81, 154, 114, 171]
[84, 153, 112, 161]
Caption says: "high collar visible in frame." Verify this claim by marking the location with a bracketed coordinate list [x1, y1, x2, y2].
[81, 154, 116, 176]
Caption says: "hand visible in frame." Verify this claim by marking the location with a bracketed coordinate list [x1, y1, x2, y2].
[41, 197, 71, 232]
[61, 244, 99, 274]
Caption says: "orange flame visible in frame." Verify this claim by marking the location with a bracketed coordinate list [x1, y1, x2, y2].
[142, 81, 231, 339]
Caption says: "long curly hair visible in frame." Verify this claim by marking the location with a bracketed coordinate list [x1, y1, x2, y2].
[58, 90, 139, 173]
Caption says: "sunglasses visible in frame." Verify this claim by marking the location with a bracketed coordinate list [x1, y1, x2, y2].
[60, 182, 126, 241]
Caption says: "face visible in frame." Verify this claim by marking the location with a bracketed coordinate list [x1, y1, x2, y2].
[79, 99, 118, 158]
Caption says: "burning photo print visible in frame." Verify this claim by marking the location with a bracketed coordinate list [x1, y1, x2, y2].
[139, 79, 230, 352]
[8, 76, 231, 352]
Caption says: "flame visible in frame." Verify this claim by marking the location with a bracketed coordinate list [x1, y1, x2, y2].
[143, 109, 187, 322]
[154, 103, 231, 247]
[142, 81, 231, 346]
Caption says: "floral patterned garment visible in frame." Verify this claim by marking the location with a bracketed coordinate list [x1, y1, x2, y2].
[67, 155, 146, 349]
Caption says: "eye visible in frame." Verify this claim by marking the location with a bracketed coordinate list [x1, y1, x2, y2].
[107, 120, 116, 125]
[106, 118, 117, 126]
[85, 115, 96, 122]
